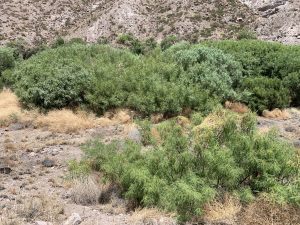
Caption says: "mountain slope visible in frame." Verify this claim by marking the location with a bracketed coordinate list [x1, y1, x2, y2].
[0, 0, 256, 44]
[0, 0, 299, 44]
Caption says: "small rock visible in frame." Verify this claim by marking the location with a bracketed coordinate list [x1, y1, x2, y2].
[0, 166, 12, 174]
[63, 213, 82, 225]
[35, 221, 53, 225]
[42, 159, 55, 167]
[293, 140, 300, 148]
[285, 126, 296, 132]
[0, 186, 5, 191]
[29, 152, 36, 157]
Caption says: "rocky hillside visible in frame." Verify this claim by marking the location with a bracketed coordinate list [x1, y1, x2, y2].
[0, 0, 255, 44]
[241, 0, 300, 43]
[0, 0, 299, 45]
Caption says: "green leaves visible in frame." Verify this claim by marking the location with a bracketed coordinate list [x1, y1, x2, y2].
[82, 111, 299, 221]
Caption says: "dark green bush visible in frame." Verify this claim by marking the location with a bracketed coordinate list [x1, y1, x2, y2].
[237, 28, 257, 40]
[12, 44, 94, 109]
[174, 45, 243, 100]
[203, 40, 300, 79]
[242, 76, 290, 112]
[82, 110, 299, 221]
[0, 47, 15, 74]
[160, 35, 179, 51]
[283, 72, 300, 106]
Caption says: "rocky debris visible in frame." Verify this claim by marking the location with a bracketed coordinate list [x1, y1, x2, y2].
[0, 166, 12, 174]
[63, 213, 82, 225]
[240, 0, 300, 44]
[0, 186, 5, 191]
[42, 158, 55, 167]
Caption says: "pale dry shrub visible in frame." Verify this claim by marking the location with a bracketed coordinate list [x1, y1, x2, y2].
[129, 208, 176, 225]
[239, 196, 300, 225]
[225, 101, 249, 114]
[0, 207, 21, 225]
[262, 108, 290, 119]
[0, 89, 22, 126]
[18, 195, 64, 222]
[34, 109, 97, 133]
[70, 176, 101, 206]
[203, 194, 241, 223]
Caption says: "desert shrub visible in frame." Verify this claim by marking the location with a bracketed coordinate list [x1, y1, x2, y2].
[117, 34, 157, 54]
[82, 110, 299, 221]
[283, 72, 300, 106]
[0, 47, 15, 89]
[12, 44, 95, 109]
[0, 47, 15, 74]
[174, 46, 243, 100]
[203, 40, 300, 79]
[237, 28, 257, 40]
[242, 76, 290, 112]
[52, 37, 65, 48]
[68, 37, 86, 44]
[160, 35, 179, 51]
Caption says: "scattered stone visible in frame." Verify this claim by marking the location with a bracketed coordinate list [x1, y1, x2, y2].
[0, 166, 12, 174]
[42, 159, 55, 167]
[63, 213, 82, 225]
[0, 186, 5, 191]
[29, 152, 36, 157]
[285, 126, 296, 132]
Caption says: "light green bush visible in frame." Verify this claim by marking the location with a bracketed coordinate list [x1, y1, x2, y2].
[82, 110, 299, 221]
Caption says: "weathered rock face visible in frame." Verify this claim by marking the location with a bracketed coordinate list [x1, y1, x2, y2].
[240, 0, 300, 43]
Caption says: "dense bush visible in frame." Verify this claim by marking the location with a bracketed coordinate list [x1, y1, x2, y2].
[174, 46, 243, 100]
[12, 44, 94, 108]
[203, 40, 300, 79]
[8, 39, 300, 114]
[0, 47, 15, 74]
[283, 72, 300, 106]
[0, 47, 15, 89]
[242, 76, 290, 112]
[81, 110, 299, 221]
[11, 44, 217, 114]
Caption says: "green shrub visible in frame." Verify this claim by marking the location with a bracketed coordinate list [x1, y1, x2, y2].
[52, 37, 65, 48]
[160, 35, 179, 51]
[0, 47, 15, 74]
[283, 72, 300, 106]
[174, 46, 243, 100]
[242, 76, 290, 112]
[203, 40, 300, 79]
[12, 44, 93, 109]
[82, 110, 299, 221]
[237, 28, 257, 40]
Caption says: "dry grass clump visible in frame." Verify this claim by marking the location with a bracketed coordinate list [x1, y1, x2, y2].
[262, 108, 290, 120]
[34, 109, 97, 133]
[225, 101, 249, 114]
[239, 197, 300, 225]
[203, 194, 241, 223]
[18, 195, 64, 222]
[0, 89, 22, 126]
[70, 176, 101, 206]
[0, 209, 21, 225]
[129, 208, 176, 225]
